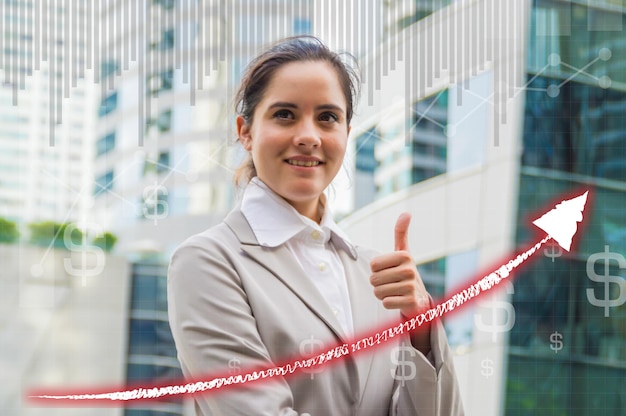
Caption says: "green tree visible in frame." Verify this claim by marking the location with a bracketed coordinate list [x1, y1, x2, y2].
[0, 218, 19, 243]
[92, 231, 118, 252]
[28, 221, 83, 248]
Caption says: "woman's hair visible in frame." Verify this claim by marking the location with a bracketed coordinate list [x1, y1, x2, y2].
[234, 35, 361, 185]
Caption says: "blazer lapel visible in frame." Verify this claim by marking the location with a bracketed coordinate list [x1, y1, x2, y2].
[337, 247, 378, 399]
[224, 209, 350, 344]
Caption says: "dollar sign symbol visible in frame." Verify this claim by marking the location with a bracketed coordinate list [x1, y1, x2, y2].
[586, 245, 626, 317]
[474, 281, 516, 342]
[390, 343, 417, 387]
[299, 336, 324, 380]
[228, 358, 240, 374]
[142, 182, 169, 224]
[63, 222, 105, 286]
[550, 331, 563, 353]
[480, 358, 494, 378]
[544, 241, 562, 262]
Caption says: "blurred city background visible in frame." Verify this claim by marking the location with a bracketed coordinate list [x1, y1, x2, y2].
[1, 0, 625, 415]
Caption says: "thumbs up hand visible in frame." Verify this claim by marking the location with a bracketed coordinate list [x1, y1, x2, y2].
[369, 212, 429, 317]
[369, 213, 432, 354]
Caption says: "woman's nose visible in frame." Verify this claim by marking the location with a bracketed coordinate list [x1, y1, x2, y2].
[294, 119, 321, 149]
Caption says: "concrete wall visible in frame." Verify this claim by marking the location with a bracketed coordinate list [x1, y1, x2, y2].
[0, 243, 130, 416]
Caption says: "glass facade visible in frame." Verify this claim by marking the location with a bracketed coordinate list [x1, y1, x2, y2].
[355, 127, 379, 174]
[521, 75, 626, 181]
[410, 91, 448, 184]
[94, 170, 114, 196]
[353, 127, 380, 210]
[353, 89, 448, 207]
[418, 257, 447, 301]
[147, 69, 174, 97]
[419, 252, 478, 347]
[384, 0, 453, 40]
[508, 175, 626, 415]
[145, 109, 173, 134]
[100, 60, 119, 80]
[149, 28, 175, 51]
[125, 262, 184, 416]
[96, 132, 116, 157]
[506, 1, 626, 414]
[98, 91, 118, 117]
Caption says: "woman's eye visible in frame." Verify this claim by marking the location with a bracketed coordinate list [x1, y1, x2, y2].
[274, 110, 293, 120]
[319, 112, 338, 122]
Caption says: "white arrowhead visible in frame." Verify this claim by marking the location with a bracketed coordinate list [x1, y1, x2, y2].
[532, 191, 588, 252]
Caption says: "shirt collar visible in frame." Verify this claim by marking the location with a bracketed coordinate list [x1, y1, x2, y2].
[241, 178, 357, 259]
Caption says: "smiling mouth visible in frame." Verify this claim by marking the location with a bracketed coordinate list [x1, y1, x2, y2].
[286, 159, 321, 167]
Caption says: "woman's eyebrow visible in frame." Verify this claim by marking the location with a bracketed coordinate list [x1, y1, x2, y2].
[268, 101, 297, 110]
[268, 102, 345, 114]
[316, 104, 345, 114]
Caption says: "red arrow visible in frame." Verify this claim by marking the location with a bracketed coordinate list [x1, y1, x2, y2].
[27, 190, 590, 404]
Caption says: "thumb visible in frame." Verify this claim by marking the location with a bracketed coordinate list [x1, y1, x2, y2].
[394, 212, 411, 251]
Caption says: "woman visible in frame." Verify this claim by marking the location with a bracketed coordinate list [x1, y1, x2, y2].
[168, 36, 463, 416]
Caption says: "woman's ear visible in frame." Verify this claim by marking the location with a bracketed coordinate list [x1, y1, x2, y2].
[236, 115, 252, 151]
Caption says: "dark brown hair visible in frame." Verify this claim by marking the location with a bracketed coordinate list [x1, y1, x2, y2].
[234, 36, 360, 185]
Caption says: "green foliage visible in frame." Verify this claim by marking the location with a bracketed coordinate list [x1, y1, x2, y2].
[28, 221, 83, 248]
[92, 232, 118, 252]
[26, 221, 118, 252]
[0, 217, 19, 243]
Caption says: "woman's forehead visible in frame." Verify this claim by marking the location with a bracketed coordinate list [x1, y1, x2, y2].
[259, 61, 347, 108]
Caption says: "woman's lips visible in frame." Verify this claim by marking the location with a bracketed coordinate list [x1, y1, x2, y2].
[285, 159, 322, 167]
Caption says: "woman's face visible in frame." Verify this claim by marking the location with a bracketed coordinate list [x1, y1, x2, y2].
[237, 60, 350, 221]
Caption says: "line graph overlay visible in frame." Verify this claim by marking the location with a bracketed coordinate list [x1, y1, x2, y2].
[28, 191, 590, 404]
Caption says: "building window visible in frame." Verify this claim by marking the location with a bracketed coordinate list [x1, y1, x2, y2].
[151, 0, 176, 10]
[125, 262, 183, 416]
[130, 270, 168, 311]
[98, 91, 118, 117]
[146, 109, 172, 134]
[156, 152, 170, 174]
[355, 127, 380, 173]
[146, 69, 173, 96]
[410, 90, 448, 184]
[128, 318, 177, 357]
[521, 75, 626, 182]
[417, 257, 446, 300]
[94, 170, 114, 196]
[149, 28, 175, 51]
[96, 132, 116, 156]
[384, 0, 451, 38]
[100, 60, 118, 80]
[142, 151, 170, 176]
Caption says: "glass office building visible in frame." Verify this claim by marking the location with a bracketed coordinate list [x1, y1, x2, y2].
[349, 0, 625, 413]
[354, 89, 449, 206]
[125, 261, 184, 416]
[507, 1, 626, 414]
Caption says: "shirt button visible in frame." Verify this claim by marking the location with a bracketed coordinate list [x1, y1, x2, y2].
[318, 262, 327, 272]
[311, 230, 321, 240]
[332, 308, 339, 315]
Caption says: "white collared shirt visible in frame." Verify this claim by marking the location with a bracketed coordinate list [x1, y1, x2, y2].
[241, 177, 355, 336]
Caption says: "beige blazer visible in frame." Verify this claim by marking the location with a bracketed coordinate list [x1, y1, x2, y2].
[167, 208, 464, 415]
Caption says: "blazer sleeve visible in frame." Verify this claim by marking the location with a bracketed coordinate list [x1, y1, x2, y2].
[354, 247, 464, 416]
[389, 317, 465, 416]
[167, 235, 306, 416]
